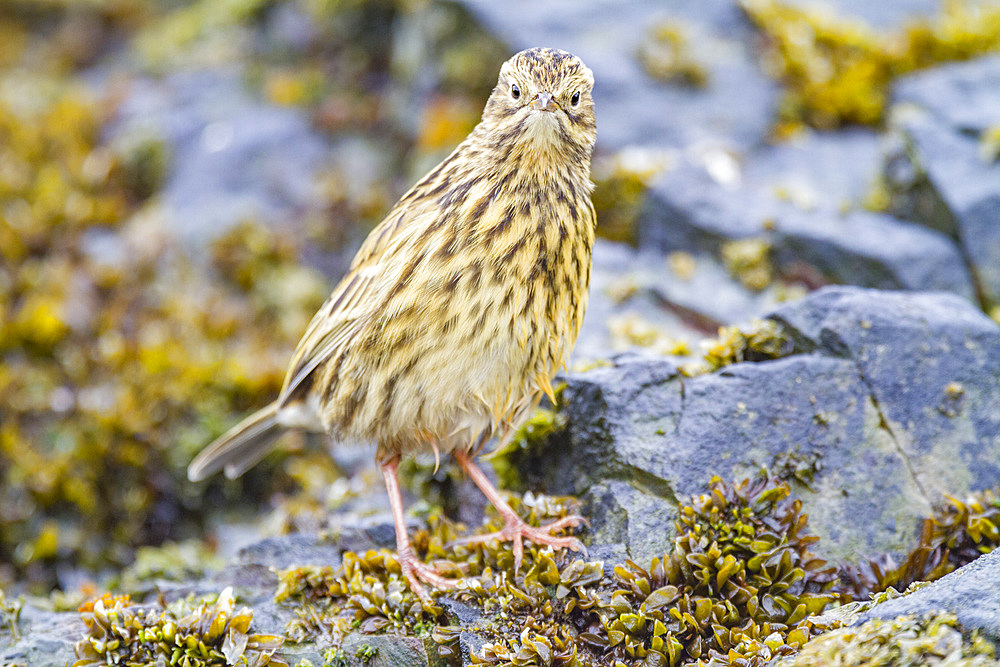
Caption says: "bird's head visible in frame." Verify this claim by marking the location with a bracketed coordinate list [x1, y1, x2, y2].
[481, 47, 596, 160]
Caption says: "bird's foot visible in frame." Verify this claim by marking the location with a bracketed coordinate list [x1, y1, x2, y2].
[398, 551, 462, 605]
[449, 514, 587, 572]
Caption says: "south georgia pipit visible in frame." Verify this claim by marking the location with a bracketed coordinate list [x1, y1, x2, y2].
[188, 47, 598, 603]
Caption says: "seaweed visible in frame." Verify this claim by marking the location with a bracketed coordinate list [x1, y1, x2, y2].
[741, 0, 1000, 132]
[73, 587, 285, 667]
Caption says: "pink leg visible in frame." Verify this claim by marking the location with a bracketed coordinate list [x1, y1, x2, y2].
[380, 457, 459, 603]
[452, 450, 586, 572]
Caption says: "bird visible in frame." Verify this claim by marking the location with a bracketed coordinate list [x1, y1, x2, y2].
[188, 46, 597, 602]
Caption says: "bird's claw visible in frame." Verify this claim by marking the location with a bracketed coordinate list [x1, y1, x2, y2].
[398, 555, 461, 606]
[448, 514, 587, 572]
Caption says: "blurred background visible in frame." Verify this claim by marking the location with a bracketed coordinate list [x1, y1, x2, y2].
[1, 0, 999, 596]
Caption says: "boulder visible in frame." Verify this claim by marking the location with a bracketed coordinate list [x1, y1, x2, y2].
[520, 287, 1000, 563]
[638, 158, 976, 300]
[887, 56, 1000, 307]
[859, 548, 1000, 641]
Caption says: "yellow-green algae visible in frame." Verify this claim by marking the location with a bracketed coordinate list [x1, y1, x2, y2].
[269, 479, 1000, 667]
[275, 478, 842, 667]
[0, 82, 330, 583]
[839, 488, 1000, 598]
[73, 587, 286, 667]
[720, 238, 774, 292]
[636, 22, 710, 88]
[741, 0, 1000, 133]
[682, 319, 793, 376]
[779, 613, 998, 666]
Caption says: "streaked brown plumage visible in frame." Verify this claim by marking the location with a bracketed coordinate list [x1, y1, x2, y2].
[188, 47, 597, 601]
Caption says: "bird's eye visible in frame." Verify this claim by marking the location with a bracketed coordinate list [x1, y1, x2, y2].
[570, 91, 581, 106]
[510, 83, 521, 100]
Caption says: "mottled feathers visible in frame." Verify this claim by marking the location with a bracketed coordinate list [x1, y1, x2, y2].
[188, 47, 597, 482]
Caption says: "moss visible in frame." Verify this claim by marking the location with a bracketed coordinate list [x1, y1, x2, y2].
[114, 540, 224, 596]
[270, 473, 1000, 667]
[0, 81, 328, 585]
[275, 479, 845, 667]
[636, 22, 710, 88]
[0, 587, 24, 640]
[980, 126, 1000, 164]
[682, 319, 793, 376]
[779, 612, 999, 666]
[608, 313, 693, 357]
[489, 397, 568, 490]
[721, 238, 774, 291]
[839, 487, 1000, 599]
[741, 0, 1000, 132]
[73, 587, 285, 667]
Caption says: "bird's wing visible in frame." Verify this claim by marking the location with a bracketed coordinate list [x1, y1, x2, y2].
[276, 201, 436, 407]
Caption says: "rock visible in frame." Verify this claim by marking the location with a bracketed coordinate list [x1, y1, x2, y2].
[0, 607, 84, 667]
[528, 287, 1000, 561]
[859, 548, 1000, 641]
[107, 68, 337, 245]
[582, 480, 679, 562]
[887, 57, 1000, 307]
[341, 633, 432, 667]
[638, 156, 976, 300]
[574, 241, 787, 361]
[770, 287, 1000, 497]
[893, 55, 1000, 134]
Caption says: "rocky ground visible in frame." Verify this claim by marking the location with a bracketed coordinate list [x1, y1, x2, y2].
[3, 0, 1000, 666]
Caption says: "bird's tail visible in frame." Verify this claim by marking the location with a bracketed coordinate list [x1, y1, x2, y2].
[187, 403, 283, 481]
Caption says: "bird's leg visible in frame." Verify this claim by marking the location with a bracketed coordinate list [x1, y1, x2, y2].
[451, 450, 586, 572]
[380, 456, 459, 603]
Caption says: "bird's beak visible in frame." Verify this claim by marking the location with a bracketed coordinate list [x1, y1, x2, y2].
[533, 91, 556, 112]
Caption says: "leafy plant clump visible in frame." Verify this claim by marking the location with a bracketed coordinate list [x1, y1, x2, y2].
[73, 587, 285, 667]
[683, 318, 793, 375]
[741, 0, 1000, 133]
[275, 478, 846, 667]
[839, 488, 1000, 599]
[778, 612, 998, 667]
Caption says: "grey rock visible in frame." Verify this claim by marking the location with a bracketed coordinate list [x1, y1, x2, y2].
[575, 241, 787, 362]
[236, 533, 345, 570]
[859, 548, 1000, 642]
[534, 287, 1000, 561]
[458, 0, 778, 153]
[770, 287, 1000, 498]
[108, 68, 334, 246]
[0, 607, 82, 667]
[639, 159, 976, 299]
[341, 633, 431, 667]
[582, 480, 678, 562]
[886, 84, 1000, 305]
[894, 55, 1000, 134]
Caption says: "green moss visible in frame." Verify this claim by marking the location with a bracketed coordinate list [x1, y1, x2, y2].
[73, 587, 285, 667]
[489, 400, 568, 490]
[0, 83, 328, 584]
[741, 0, 1000, 132]
[682, 319, 793, 376]
[272, 474, 1000, 666]
[839, 488, 1000, 599]
[980, 126, 1000, 164]
[276, 479, 844, 667]
[114, 540, 224, 596]
[591, 164, 650, 244]
[780, 613, 998, 666]
[721, 238, 774, 291]
[636, 22, 710, 88]
[0, 587, 24, 640]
